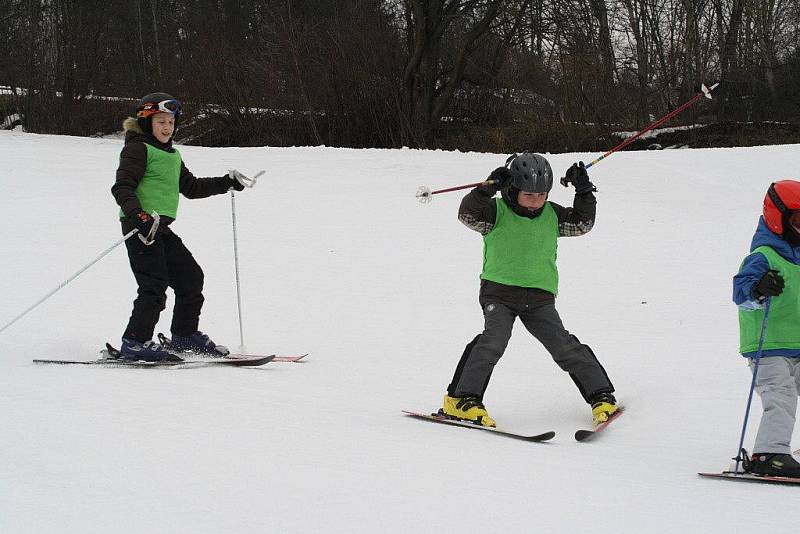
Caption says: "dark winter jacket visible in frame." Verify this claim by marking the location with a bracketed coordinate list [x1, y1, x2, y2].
[733, 216, 800, 357]
[111, 117, 234, 232]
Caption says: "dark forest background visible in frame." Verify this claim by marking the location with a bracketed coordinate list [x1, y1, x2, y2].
[1, 0, 799, 152]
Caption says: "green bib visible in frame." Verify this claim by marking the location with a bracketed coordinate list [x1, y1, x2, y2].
[118, 144, 182, 219]
[481, 198, 559, 293]
[739, 245, 800, 353]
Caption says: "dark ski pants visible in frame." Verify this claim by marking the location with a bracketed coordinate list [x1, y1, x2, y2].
[122, 229, 204, 342]
[447, 297, 614, 403]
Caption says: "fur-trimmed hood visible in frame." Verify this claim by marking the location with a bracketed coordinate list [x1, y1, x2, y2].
[122, 116, 143, 134]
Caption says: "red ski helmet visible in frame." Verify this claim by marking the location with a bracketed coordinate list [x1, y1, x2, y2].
[763, 180, 800, 234]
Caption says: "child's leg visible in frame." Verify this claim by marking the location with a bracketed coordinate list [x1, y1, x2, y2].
[123, 236, 169, 342]
[447, 302, 516, 398]
[751, 356, 797, 454]
[518, 303, 613, 402]
[163, 232, 205, 336]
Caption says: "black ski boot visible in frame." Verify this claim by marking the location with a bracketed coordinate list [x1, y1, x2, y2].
[749, 452, 800, 478]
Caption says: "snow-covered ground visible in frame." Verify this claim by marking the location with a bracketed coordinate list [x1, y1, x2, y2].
[2, 130, 800, 533]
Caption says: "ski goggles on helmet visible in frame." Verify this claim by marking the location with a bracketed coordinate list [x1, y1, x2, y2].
[137, 99, 182, 118]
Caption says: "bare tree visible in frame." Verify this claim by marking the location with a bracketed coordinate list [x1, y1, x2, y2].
[399, 0, 504, 146]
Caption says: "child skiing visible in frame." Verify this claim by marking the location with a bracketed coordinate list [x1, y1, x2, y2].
[732, 180, 800, 477]
[441, 152, 617, 427]
[111, 92, 252, 362]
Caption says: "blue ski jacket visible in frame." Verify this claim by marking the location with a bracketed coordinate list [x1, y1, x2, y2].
[733, 217, 800, 358]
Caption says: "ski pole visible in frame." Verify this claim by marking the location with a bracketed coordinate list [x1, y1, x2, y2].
[230, 189, 246, 353]
[580, 83, 719, 172]
[417, 83, 719, 202]
[228, 170, 263, 353]
[733, 296, 772, 474]
[416, 181, 498, 204]
[0, 219, 156, 335]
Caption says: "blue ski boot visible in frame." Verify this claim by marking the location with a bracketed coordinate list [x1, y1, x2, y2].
[120, 338, 182, 362]
[169, 331, 230, 356]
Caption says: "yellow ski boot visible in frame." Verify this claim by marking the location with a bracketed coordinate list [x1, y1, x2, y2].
[441, 395, 496, 427]
[590, 392, 619, 426]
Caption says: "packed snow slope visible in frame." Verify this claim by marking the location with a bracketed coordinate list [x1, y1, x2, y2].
[2, 130, 800, 533]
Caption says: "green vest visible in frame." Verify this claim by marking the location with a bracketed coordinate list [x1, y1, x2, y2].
[119, 144, 182, 219]
[481, 198, 559, 294]
[739, 245, 800, 353]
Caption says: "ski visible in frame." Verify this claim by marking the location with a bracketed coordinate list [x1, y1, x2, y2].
[698, 471, 800, 486]
[33, 355, 274, 368]
[34, 358, 187, 368]
[33, 343, 274, 368]
[575, 406, 625, 442]
[155, 333, 306, 362]
[227, 352, 307, 363]
[402, 410, 555, 442]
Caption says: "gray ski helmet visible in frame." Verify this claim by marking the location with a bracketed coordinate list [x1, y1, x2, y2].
[136, 92, 182, 133]
[505, 152, 553, 193]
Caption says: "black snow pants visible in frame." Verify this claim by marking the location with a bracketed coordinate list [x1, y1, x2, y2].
[447, 280, 614, 403]
[122, 227, 204, 342]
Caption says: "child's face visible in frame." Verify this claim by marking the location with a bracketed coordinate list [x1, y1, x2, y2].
[517, 191, 547, 210]
[151, 112, 175, 143]
[791, 211, 800, 234]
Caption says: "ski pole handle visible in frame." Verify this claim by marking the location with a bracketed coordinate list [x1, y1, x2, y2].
[137, 212, 161, 245]
[229, 169, 265, 189]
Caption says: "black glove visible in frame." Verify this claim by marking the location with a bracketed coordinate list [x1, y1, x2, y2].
[561, 162, 596, 194]
[129, 211, 158, 244]
[226, 169, 252, 191]
[227, 176, 245, 191]
[483, 166, 513, 193]
[130, 211, 154, 234]
[752, 270, 785, 301]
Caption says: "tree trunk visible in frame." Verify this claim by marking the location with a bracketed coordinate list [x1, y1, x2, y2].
[717, 0, 745, 121]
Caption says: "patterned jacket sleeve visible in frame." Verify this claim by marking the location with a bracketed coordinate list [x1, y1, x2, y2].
[458, 187, 498, 236]
[550, 191, 597, 237]
[178, 162, 234, 199]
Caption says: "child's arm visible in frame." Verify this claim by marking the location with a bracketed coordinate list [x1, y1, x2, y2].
[733, 252, 770, 308]
[178, 163, 240, 199]
[550, 191, 596, 237]
[458, 186, 498, 236]
[111, 142, 147, 217]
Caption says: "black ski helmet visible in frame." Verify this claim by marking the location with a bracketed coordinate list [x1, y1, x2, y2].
[136, 92, 182, 134]
[505, 152, 553, 193]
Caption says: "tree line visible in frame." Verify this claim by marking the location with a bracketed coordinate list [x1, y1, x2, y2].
[1, 0, 798, 152]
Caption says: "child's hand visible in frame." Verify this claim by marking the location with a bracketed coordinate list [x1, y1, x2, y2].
[753, 270, 785, 300]
[488, 167, 513, 188]
[129, 211, 159, 245]
[562, 162, 596, 194]
[227, 172, 246, 191]
[228, 169, 261, 190]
